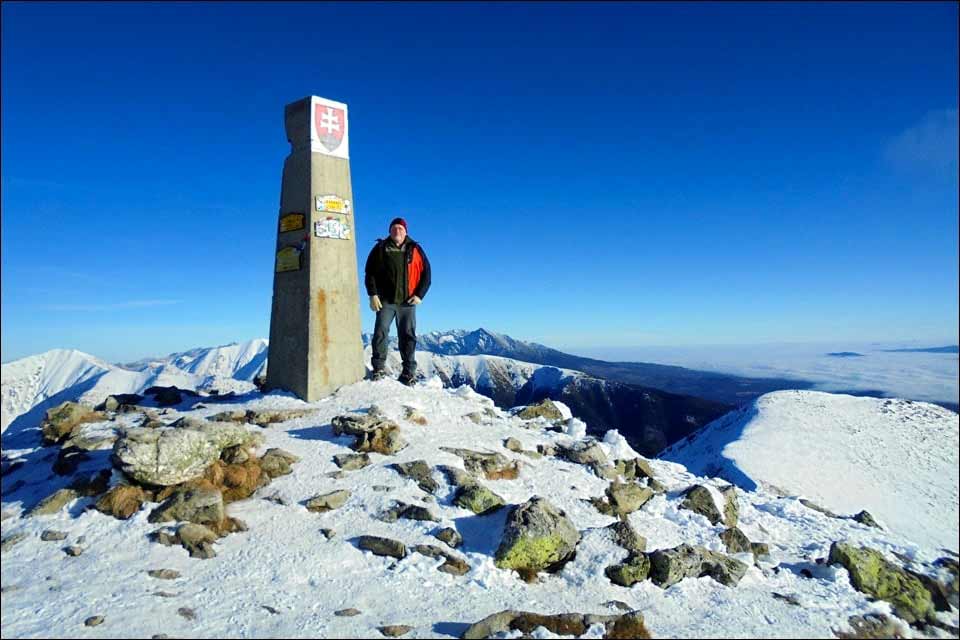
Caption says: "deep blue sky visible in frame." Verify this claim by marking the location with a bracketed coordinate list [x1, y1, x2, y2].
[2, 2, 958, 363]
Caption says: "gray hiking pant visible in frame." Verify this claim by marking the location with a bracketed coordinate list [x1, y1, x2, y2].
[371, 302, 417, 374]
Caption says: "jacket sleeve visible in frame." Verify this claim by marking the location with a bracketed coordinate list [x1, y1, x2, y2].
[364, 241, 379, 296]
[413, 244, 432, 299]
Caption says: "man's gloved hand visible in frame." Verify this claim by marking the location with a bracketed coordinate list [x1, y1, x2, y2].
[369, 295, 382, 312]
[407, 295, 422, 305]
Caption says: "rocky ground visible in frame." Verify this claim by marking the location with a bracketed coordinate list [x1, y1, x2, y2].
[1, 378, 958, 638]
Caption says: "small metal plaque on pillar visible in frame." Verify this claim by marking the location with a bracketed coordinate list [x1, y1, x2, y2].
[265, 96, 366, 401]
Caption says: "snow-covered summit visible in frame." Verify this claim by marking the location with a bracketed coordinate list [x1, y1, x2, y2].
[661, 390, 960, 553]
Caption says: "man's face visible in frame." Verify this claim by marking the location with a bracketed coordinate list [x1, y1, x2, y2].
[390, 224, 407, 244]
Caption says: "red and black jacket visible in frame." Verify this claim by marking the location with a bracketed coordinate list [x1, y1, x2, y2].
[364, 237, 432, 304]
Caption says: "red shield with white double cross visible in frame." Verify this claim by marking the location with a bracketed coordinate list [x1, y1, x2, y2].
[314, 103, 345, 152]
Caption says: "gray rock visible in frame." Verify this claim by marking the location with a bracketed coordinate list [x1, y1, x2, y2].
[606, 481, 654, 517]
[720, 527, 752, 554]
[516, 399, 564, 421]
[402, 406, 428, 425]
[835, 613, 906, 639]
[40, 402, 105, 445]
[260, 448, 301, 478]
[537, 443, 558, 457]
[680, 485, 724, 525]
[494, 497, 580, 579]
[147, 568, 181, 580]
[439, 447, 520, 481]
[852, 510, 882, 529]
[305, 490, 351, 513]
[355, 535, 407, 559]
[333, 453, 372, 471]
[461, 610, 650, 640]
[437, 464, 476, 488]
[503, 437, 524, 452]
[40, 530, 68, 542]
[559, 441, 608, 466]
[64, 545, 84, 557]
[220, 444, 249, 465]
[393, 460, 439, 494]
[799, 498, 840, 518]
[28, 488, 79, 517]
[605, 554, 651, 586]
[332, 413, 408, 455]
[648, 543, 749, 588]
[98, 394, 143, 411]
[177, 607, 197, 620]
[112, 426, 221, 486]
[177, 523, 217, 559]
[453, 484, 506, 515]
[149, 484, 224, 525]
[379, 625, 413, 637]
[606, 520, 646, 554]
[382, 501, 437, 523]
[412, 544, 470, 575]
[335, 608, 361, 617]
[84, 615, 105, 627]
[719, 485, 739, 527]
[1, 532, 28, 552]
[435, 527, 462, 549]
[320, 528, 336, 540]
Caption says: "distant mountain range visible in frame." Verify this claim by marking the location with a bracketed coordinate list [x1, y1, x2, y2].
[881, 345, 959, 354]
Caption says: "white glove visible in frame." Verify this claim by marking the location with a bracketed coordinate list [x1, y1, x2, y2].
[369, 295, 382, 312]
[407, 296, 422, 305]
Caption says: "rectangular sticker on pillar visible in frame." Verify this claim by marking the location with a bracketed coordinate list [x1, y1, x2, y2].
[314, 216, 351, 240]
[279, 213, 306, 232]
[311, 96, 349, 159]
[315, 194, 351, 215]
[275, 246, 302, 272]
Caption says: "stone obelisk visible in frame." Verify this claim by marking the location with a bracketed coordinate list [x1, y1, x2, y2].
[265, 96, 365, 401]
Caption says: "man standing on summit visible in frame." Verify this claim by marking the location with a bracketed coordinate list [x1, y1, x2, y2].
[364, 217, 432, 385]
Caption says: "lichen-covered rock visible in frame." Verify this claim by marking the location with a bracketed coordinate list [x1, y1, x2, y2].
[461, 610, 651, 640]
[606, 554, 651, 586]
[720, 527, 752, 554]
[332, 413, 407, 455]
[828, 542, 933, 624]
[148, 482, 224, 526]
[355, 535, 407, 559]
[852, 510, 881, 529]
[648, 543, 749, 588]
[305, 490, 351, 513]
[95, 485, 150, 520]
[259, 448, 300, 478]
[40, 402, 105, 445]
[440, 448, 520, 480]
[28, 488, 79, 517]
[516, 399, 564, 421]
[453, 484, 505, 515]
[680, 485, 724, 525]
[394, 460, 439, 494]
[494, 497, 580, 579]
[606, 481, 654, 517]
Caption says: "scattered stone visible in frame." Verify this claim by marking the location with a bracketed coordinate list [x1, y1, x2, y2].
[852, 510, 881, 529]
[305, 490, 351, 513]
[503, 437, 524, 452]
[378, 625, 413, 637]
[440, 447, 521, 480]
[435, 527, 462, 549]
[603, 600, 633, 611]
[537, 443, 558, 457]
[262, 605, 280, 615]
[719, 485, 739, 527]
[402, 406, 428, 425]
[772, 592, 802, 606]
[437, 464, 476, 488]
[335, 608, 361, 617]
[606, 481, 654, 517]
[679, 485, 724, 525]
[559, 441, 608, 466]
[828, 542, 933, 624]
[96, 484, 149, 520]
[262, 491, 290, 506]
[516, 399, 564, 421]
[97, 394, 143, 412]
[149, 482, 224, 526]
[494, 497, 580, 580]
[834, 613, 906, 639]
[393, 460, 439, 494]
[606, 520, 646, 554]
[464, 412, 483, 424]
[382, 501, 437, 523]
[355, 535, 407, 559]
[606, 554, 651, 586]
[177, 607, 197, 620]
[751, 542, 771, 558]
[320, 528, 336, 540]
[461, 610, 651, 640]
[153, 591, 178, 598]
[147, 569, 181, 580]
[799, 498, 840, 518]
[332, 412, 408, 455]
[40, 530, 68, 542]
[453, 484, 505, 515]
[64, 545, 84, 557]
[28, 488, 78, 517]
[648, 543, 749, 588]
[177, 523, 218, 559]
[333, 453, 372, 471]
[40, 402, 105, 445]
[1, 532, 28, 552]
[259, 448, 300, 478]
[208, 408, 317, 427]
[720, 527, 752, 554]
[413, 544, 470, 575]
[84, 615, 105, 627]
[371, 485, 394, 492]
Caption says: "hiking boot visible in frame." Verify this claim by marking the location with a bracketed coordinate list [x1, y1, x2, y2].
[397, 371, 416, 387]
[370, 369, 388, 381]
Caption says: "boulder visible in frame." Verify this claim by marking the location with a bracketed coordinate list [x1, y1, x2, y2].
[334, 453, 372, 471]
[355, 535, 407, 559]
[440, 448, 521, 481]
[720, 527, 752, 554]
[97, 394, 144, 412]
[176, 523, 218, 559]
[435, 527, 463, 548]
[719, 485, 739, 527]
[516, 399, 564, 421]
[259, 448, 300, 478]
[559, 441, 608, 466]
[679, 485, 724, 525]
[828, 542, 933, 624]
[852, 510, 881, 529]
[453, 484, 505, 515]
[461, 610, 651, 640]
[332, 413, 407, 455]
[503, 437, 524, 453]
[393, 460, 439, 494]
[148, 482, 224, 526]
[28, 488, 78, 517]
[605, 554, 651, 587]
[413, 544, 470, 575]
[606, 520, 646, 554]
[40, 402, 105, 445]
[305, 490, 351, 513]
[382, 501, 437, 523]
[95, 485, 150, 520]
[648, 543, 749, 588]
[494, 497, 580, 579]
[606, 481, 654, 517]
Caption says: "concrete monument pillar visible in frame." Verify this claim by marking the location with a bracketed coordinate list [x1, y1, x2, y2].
[265, 95, 365, 401]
